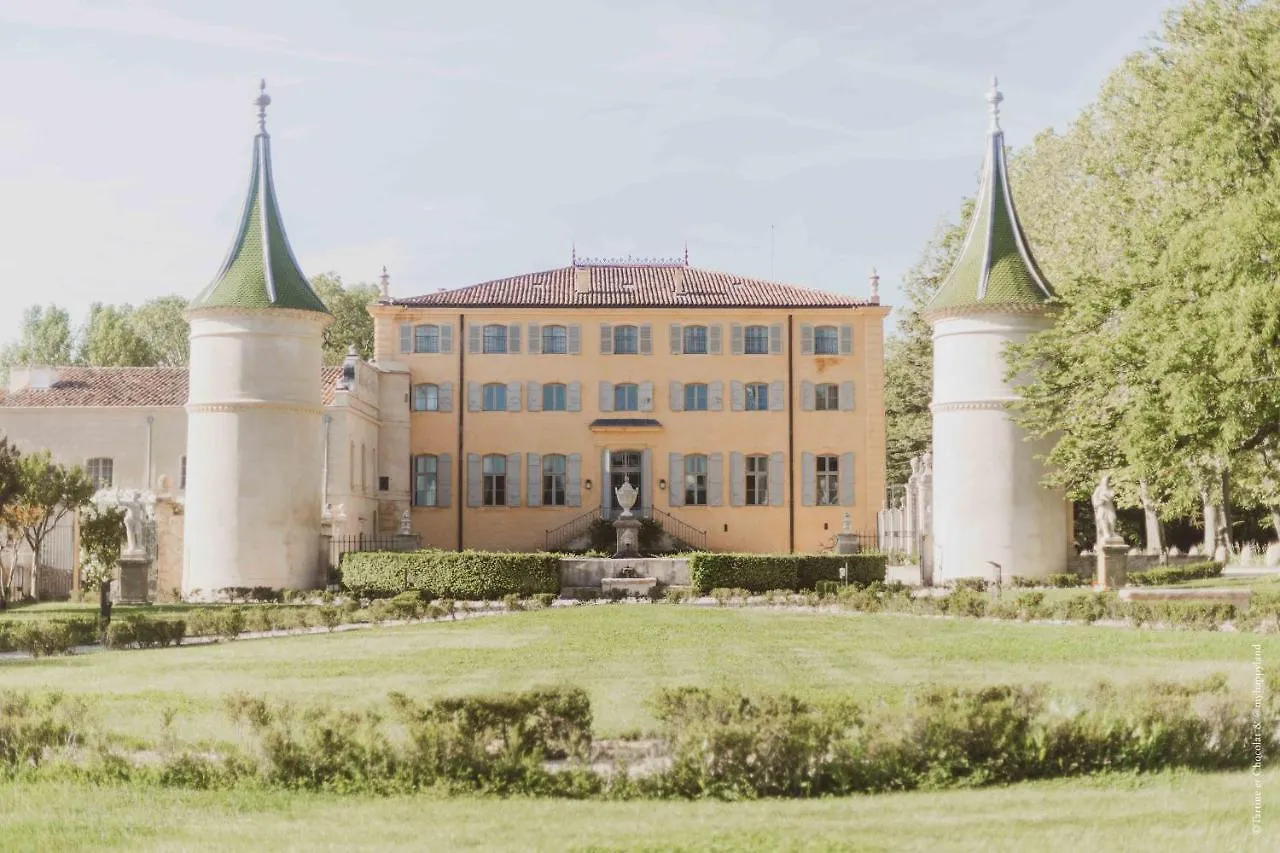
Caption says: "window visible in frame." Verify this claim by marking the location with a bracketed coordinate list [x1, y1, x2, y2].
[745, 382, 769, 411]
[682, 325, 708, 354]
[684, 383, 708, 411]
[542, 383, 567, 411]
[414, 324, 440, 353]
[483, 454, 506, 506]
[482, 383, 507, 411]
[412, 383, 439, 412]
[85, 457, 113, 489]
[745, 325, 769, 354]
[482, 324, 508, 354]
[542, 325, 568, 354]
[613, 325, 638, 354]
[816, 383, 839, 411]
[684, 454, 708, 506]
[614, 383, 639, 412]
[814, 325, 839, 355]
[413, 455, 438, 506]
[180, 456, 187, 490]
[817, 455, 839, 506]
[542, 454, 567, 506]
[746, 454, 769, 506]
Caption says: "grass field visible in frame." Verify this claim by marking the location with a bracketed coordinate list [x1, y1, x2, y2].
[1, 605, 1273, 745]
[0, 770, 1272, 852]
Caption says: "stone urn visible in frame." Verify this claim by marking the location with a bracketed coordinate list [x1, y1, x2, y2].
[612, 477, 641, 558]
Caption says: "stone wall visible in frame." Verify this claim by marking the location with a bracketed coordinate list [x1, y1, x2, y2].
[152, 497, 184, 602]
[560, 557, 690, 590]
[1064, 552, 1205, 579]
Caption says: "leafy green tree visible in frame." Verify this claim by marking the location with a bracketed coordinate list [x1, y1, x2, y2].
[78, 303, 155, 367]
[0, 305, 74, 382]
[311, 272, 378, 365]
[8, 451, 95, 599]
[130, 296, 190, 367]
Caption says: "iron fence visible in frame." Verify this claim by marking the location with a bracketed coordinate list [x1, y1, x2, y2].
[6, 519, 76, 601]
[324, 533, 420, 575]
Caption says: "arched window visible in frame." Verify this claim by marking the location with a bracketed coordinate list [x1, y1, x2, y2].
[745, 454, 769, 505]
[414, 324, 440, 353]
[542, 325, 568, 354]
[542, 383, 567, 411]
[482, 324, 508, 354]
[682, 325, 708, 354]
[745, 382, 769, 411]
[814, 325, 839, 355]
[482, 454, 506, 506]
[815, 383, 839, 411]
[744, 325, 769, 354]
[614, 383, 639, 411]
[684, 383, 708, 411]
[412, 383, 439, 412]
[542, 454, 567, 506]
[86, 457, 113, 489]
[684, 454, 708, 505]
[412, 455, 438, 506]
[613, 325, 639, 354]
[482, 383, 507, 411]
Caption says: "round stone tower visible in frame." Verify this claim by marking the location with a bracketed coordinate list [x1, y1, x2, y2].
[922, 80, 1071, 584]
[182, 82, 333, 596]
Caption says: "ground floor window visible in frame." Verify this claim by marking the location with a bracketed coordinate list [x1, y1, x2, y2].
[543, 454, 566, 506]
[483, 454, 506, 506]
[684, 454, 708, 506]
[86, 457, 113, 489]
[413, 455, 438, 506]
[817, 455, 839, 506]
[745, 454, 768, 505]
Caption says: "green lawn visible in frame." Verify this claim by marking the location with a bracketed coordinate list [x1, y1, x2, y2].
[0, 770, 1272, 852]
[1, 605, 1272, 745]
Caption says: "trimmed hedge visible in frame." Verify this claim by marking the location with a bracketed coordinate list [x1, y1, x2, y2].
[341, 549, 560, 600]
[0, 618, 96, 655]
[1129, 560, 1224, 586]
[689, 553, 887, 594]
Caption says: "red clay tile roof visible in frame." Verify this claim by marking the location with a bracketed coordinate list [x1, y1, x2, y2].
[394, 265, 873, 309]
[0, 366, 346, 408]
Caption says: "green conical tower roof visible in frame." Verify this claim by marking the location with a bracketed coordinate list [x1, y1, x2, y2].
[926, 79, 1054, 316]
[190, 82, 329, 314]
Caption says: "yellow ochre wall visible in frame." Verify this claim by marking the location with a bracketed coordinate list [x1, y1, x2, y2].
[371, 305, 888, 554]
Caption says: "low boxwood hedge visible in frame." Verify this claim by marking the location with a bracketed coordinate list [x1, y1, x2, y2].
[1129, 560, 1224, 586]
[341, 549, 560, 600]
[689, 553, 887, 594]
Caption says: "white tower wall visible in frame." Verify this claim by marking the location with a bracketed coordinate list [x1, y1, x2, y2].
[931, 311, 1070, 582]
[183, 308, 329, 595]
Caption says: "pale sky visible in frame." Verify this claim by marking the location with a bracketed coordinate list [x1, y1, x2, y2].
[0, 0, 1173, 344]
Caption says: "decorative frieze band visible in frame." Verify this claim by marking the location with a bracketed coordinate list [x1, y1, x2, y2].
[187, 401, 324, 416]
[930, 400, 1016, 413]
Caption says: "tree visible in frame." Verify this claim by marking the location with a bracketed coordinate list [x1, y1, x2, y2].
[0, 436, 24, 609]
[0, 305, 74, 382]
[79, 503, 126, 624]
[310, 272, 378, 365]
[77, 303, 155, 367]
[130, 296, 190, 367]
[7, 452, 95, 599]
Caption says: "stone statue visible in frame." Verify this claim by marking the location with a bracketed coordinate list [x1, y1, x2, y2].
[121, 489, 144, 555]
[399, 510, 412, 535]
[615, 477, 638, 519]
[1091, 474, 1120, 545]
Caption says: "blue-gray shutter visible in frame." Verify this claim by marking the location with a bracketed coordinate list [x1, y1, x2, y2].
[730, 381, 745, 412]
[708, 452, 724, 507]
[641, 449, 652, 514]
[639, 381, 654, 412]
[468, 326, 481, 354]
[527, 381, 542, 412]
[399, 324, 412, 353]
[801, 381, 815, 411]
[669, 323, 682, 354]
[840, 452, 855, 506]
[568, 325, 581, 354]
[800, 324, 814, 355]
[528, 323, 542, 354]
[731, 324, 744, 355]
[467, 453, 482, 507]
[769, 380, 785, 412]
[710, 381, 724, 411]
[769, 324, 783, 354]
[639, 324, 653, 355]
[668, 453, 684, 507]
[600, 325, 613, 355]
[506, 453, 521, 506]
[468, 381, 481, 412]
[730, 452, 745, 507]
[567, 453, 582, 507]
[599, 381, 614, 412]
[601, 449, 611, 513]
[439, 382, 453, 413]
[440, 325, 453, 354]
[840, 325, 853, 355]
[508, 324, 521, 354]
[669, 381, 684, 412]
[801, 452, 816, 506]
[527, 453, 542, 507]
[438, 453, 452, 508]
[769, 452, 784, 506]
[506, 381, 521, 412]
[567, 381, 582, 412]
[708, 325, 722, 355]
[840, 381, 855, 411]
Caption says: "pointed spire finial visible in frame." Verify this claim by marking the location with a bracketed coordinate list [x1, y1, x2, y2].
[255, 79, 272, 133]
[870, 267, 880, 302]
[683, 241, 689, 267]
[379, 265, 390, 300]
[572, 241, 577, 266]
[986, 76, 1003, 133]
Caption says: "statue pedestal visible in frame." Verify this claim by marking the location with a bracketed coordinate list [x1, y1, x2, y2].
[613, 517, 642, 559]
[834, 533, 861, 555]
[1095, 540, 1129, 590]
[114, 552, 152, 605]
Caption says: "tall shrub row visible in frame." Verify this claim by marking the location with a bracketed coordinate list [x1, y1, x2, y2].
[689, 553, 887, 593]
[1128, 561, 1224, 586]
[341, 550, 560, 599]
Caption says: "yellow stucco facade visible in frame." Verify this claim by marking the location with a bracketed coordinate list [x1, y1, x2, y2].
[370, 265, 888, 554]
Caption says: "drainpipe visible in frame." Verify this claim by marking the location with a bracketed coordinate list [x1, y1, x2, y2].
[144, 415, 155, 489]
[321, 414, 332, 509]
[457, 313, 466, 552]
[787, 314, 796, 552]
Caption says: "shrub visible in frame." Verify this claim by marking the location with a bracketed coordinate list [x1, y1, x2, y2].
[1047, 573, 1086, 588]
[532, 592, 556, 609]
[688, 553, 887, 594]
[388, 590, 423, 620]
[1129, 561, 1224, 586]
[104, 615, 186, 650]
[11, 621, 82, 657]
[1126, 601, 1236, 630]
[951, 577, 988, 592]
[815, 580, 841, 597]
[502, 593, 525, 611]
[187, 607, 246, 641]
[942, 587, 988, 618]
[316, 605, 343, 632]
[341, 550, 560, 600]
[1057, 592, 1119, 624]
[0, 691, 87, 769]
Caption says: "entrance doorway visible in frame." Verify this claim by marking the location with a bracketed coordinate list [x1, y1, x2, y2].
[609, 450, 643, 516]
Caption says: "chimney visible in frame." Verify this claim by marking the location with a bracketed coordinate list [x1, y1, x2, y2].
[869, 267, 881, 304]
[573, 265, 592, 294]
[672, 266, 685, 295]
[8, 365, 59, 393]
